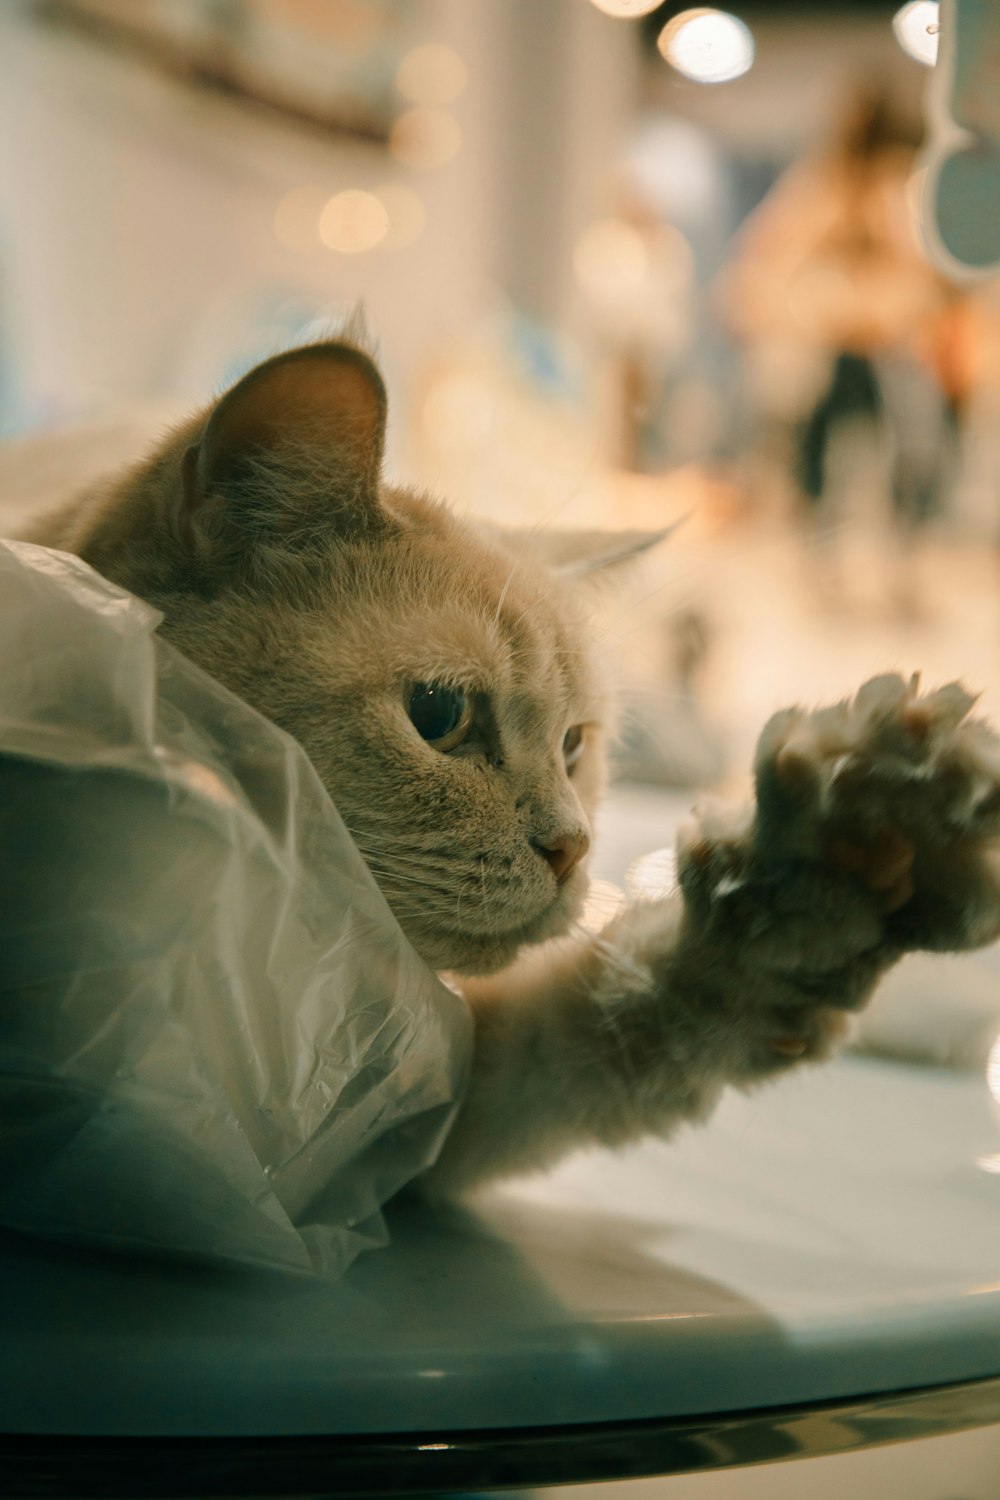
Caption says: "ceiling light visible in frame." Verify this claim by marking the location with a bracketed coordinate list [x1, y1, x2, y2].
[893, 2, 940, 66]
[658, 8, 754, 84]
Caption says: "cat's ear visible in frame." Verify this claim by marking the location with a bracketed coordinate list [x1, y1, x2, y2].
[180, 342, 388, 556]
[512, 523, 681, 581]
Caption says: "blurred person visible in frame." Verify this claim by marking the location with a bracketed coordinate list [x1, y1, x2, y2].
[719, 83, 959, 602]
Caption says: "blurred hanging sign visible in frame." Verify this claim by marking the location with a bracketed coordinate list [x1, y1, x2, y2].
[923, 0, 1000, 275]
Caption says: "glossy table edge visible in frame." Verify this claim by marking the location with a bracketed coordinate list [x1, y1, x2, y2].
[5, 1375, 1000, 1497]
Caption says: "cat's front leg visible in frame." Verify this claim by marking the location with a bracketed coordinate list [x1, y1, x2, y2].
[637, 673, 1000, 1083]
[424, 675, 1000, 1196]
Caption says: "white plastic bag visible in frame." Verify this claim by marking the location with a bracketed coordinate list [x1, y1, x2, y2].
[0, 540, 472, 1276]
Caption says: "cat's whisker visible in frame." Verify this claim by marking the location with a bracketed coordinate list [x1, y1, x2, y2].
[357, 855, 519, 923]
[514, 469, 595, 543]
[491, 558, 521, 631]
[496, 584, 563, 641]
[356, 860, 458, 896]
[350, 841, 458, 876]
[360, 871, 418, 892]
[476, 856, 508, 934]
[351, 842, 437, 869]
[347, 838, 426, 863]
[455, 869, 479, 928]
[487, 470, 600, 634]
[362, 867, 441, 892]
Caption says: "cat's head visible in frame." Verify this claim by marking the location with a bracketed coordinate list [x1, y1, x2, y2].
[86, 342, 657, 976]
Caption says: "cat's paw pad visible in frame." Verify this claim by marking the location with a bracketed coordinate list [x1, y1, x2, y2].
[826, 826, 915, 911]
[755, 674, 1000, 953]
[677, 795, 884, 975]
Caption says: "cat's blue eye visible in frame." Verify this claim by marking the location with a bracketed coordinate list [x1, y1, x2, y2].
[563, 724, 585, 772]
[407, 682, 473, 751]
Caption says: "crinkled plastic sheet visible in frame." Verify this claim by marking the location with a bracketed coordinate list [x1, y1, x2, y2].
[0, 540, 472, 1276]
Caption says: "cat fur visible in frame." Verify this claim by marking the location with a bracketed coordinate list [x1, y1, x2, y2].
[20, 340, 1000, 1196]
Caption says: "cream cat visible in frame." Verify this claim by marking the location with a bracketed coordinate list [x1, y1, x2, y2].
[22, 340, 1000, 1196]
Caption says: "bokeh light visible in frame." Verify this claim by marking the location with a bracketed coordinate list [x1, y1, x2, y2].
[396, 44, 468, 106]
[588, 0, 665, 16]
[658, 8, 755, 84]
[390, 107, 462, 170]
[626, 848, 678, 901]
[276, 184, 425, 257]
[577, 879, 627, 934]
[893, 2, 940, 66]
[318, 190, 389, 254]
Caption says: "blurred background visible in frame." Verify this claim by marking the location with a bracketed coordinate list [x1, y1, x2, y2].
[4, 0, 1000, 799]
[3, 2, 1000, 1495]
[4, 0, 1000, 787]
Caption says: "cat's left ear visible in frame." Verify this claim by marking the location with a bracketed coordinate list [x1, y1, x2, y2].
[513, 522, 682, 581]
[180, 342, 388, 555]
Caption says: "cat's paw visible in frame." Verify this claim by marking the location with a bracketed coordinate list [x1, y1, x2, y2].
[673, 675, 1000, 1068]
[753, 673, 1000, 955]
[674, 796, 880, 1064]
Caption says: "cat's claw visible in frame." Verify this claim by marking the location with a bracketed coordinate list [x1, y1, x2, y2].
[676, 675, 1000, 1054]
[757, 673, 1000, 954]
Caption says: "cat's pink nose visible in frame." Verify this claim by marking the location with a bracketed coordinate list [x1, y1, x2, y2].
[534, 831, 589, 884]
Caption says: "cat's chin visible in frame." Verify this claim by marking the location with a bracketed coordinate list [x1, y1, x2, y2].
[406, 882, 585, 978]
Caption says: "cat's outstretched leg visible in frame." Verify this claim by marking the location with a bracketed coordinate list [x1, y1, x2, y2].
[425, 675, 1000, 1195]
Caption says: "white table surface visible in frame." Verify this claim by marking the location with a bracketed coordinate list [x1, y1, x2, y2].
[3, 786, 1000, 1441]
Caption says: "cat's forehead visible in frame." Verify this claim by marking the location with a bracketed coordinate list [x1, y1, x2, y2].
[333, 516, 598, 718]
[397, 570, 589, 709]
